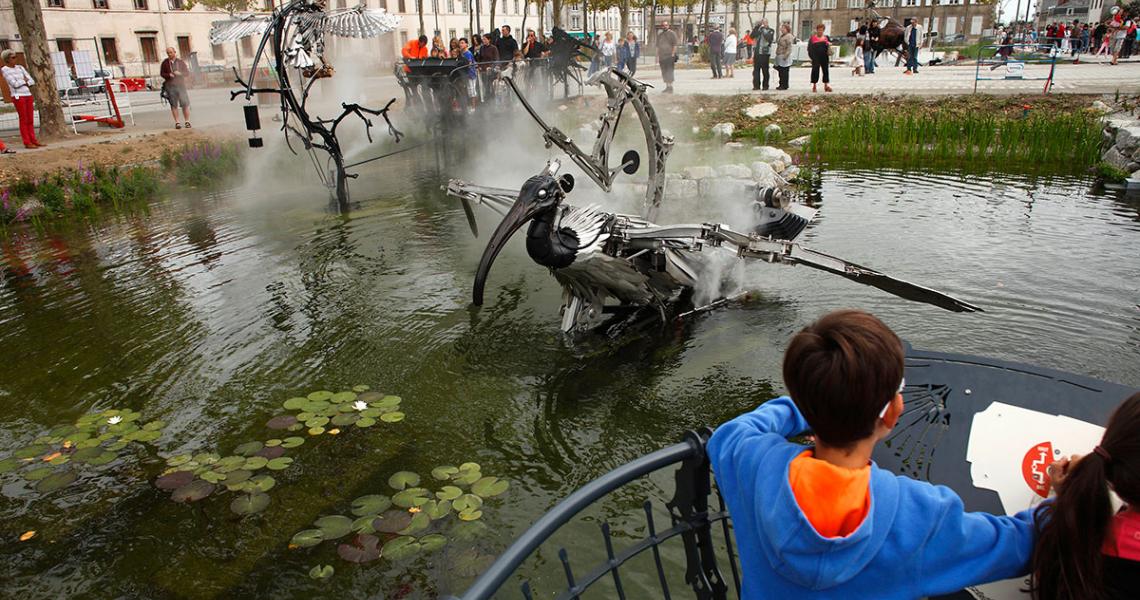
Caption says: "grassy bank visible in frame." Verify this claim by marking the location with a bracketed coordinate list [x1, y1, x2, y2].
[1, 141, 243, 226]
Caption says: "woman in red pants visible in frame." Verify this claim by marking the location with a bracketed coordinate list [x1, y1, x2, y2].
[1, 49, 45, 149]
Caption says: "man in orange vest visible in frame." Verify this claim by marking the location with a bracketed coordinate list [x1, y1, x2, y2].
[401, 34, 429, 105]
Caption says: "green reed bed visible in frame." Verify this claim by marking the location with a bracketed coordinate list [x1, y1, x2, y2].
[805, 106, 1102, 167]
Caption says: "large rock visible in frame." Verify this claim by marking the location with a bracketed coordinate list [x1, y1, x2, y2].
[1091, 100, 1112, 113]
[764, 123, 782, 139]
[783, 165, 801, 180]
[1104, 146, 1132, 171]
[682, 165, 717, 180]
[788, 135, 811, 148]
[744, 102, 779, 119]
[668, 178, 699, 200]
[1115, 126, 1140, 153]
[770, 160, 787, 174]
[711, 122, 736, 139]
[699, 178, 756, 200]
[718, 164, 753, 179]
[754, 145, 792, 165]
[724, 141, 747, 150]
[751, 161, 779, 186]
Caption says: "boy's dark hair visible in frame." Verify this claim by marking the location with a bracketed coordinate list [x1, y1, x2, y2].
[782, 309, 904, 448]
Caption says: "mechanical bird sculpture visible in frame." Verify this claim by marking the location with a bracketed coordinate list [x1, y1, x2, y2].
[211, 1, 404, 212]
[447, 68, 980, 334]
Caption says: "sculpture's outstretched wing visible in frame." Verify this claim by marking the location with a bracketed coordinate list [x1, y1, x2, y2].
[621, 224, 983, 313]
[298, 5, 401, 38]
[210, 14, 272, 45]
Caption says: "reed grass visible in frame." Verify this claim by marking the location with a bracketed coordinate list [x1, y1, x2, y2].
[804, 106, 1102, 168]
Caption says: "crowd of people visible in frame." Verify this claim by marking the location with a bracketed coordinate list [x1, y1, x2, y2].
[1036, 8, 1138, 64]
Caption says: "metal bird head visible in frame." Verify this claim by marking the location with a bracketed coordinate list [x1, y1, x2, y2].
[472, 161, 575, 306]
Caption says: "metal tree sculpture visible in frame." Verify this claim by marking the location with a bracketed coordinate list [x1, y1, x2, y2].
[211, 1, 404, 211]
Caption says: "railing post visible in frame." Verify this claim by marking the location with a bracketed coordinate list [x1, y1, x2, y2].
[666, 428, 726, 600]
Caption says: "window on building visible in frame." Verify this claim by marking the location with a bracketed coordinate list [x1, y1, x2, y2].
[101, 37, 120, 63]
[211, 43, 225, 60]
[879, 0, 893, 6]
[241, 37, 254, 56]
[170, 0, 184, 8]
[134, 0, 148, 8]
[903, 0, 918, 6]
[819, 0, 837, 9]
[513, 0, 519, 13]
[398, 0, 405, 11]
[47, 0, 65, 7]
[93, 0, 109, 8]
[336, 0, 345, 6]
[0, 40, 10, 51]
[460, 0, 466, 12]
[263, 0, 274, 9]
[449, 28, 457, 41]
[139, 36, 159, 62]
[571, 15, 581, 29]
[177, 35, 191, 58]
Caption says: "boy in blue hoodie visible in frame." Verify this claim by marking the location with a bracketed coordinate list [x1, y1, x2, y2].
[708, 309, 1037, 599]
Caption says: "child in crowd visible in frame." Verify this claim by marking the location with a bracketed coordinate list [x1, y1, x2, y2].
[1030, 392, 1140, 599]
[708, 309, 1038, 599]
[851, 39, 865, 77]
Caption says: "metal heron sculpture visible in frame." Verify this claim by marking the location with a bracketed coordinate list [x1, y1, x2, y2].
[211, 1, 404, 212]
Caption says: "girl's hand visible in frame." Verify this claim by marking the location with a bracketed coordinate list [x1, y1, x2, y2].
[1047, 454, 1082, 492]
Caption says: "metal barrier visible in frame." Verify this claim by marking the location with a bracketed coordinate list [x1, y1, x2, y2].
[454, 428, 742, 600]
[62, 80, 135, 134]
[973, 42, 1061, 94]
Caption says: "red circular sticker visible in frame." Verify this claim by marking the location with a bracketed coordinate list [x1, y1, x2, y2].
[1021, 441, 1055, 498]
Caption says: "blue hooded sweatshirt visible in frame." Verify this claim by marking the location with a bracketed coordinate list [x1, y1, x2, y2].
[707, 397, 1038, 599]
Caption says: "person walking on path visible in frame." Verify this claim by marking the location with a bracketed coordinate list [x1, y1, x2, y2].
[601, 32, 617, 68]
[618, 32, 640, 77]
[774, 22, 794, 90]
[808, 23, 832, 92]
[160, 47, 192, 130]
[1, 50, 44, 148]
[752, 18, 775, 90]
[708, 26, 725, 79]
[724, 28, 738, 78]
[851, 39, 865, 76]
[866, 19, 880, 73]
[656, 22, 678, 93]
[904, 18, 923, 74]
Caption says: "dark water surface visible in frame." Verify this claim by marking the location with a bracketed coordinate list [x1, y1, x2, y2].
[1, 152, 1138, 599]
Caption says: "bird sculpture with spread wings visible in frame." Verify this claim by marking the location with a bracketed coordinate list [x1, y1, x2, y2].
[210, 1, 403, 211]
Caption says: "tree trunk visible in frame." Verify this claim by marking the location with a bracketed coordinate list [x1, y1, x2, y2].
[619, 0, 629, 36]
[552, 0, 562, 27]
[963, 0, 972, 41]
[11, 0, 68, 138]
[701, 0, 712, 39]
[732, 0, 740, 31]
[490, 0, 497, 31]
[418, 0, 426, 35]
[470, 0, 475, 37]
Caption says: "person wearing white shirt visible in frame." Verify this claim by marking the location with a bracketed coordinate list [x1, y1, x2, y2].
[1, 49, 44, 149]
[724, 28, 739, 78]
[601, 32, 617, 68]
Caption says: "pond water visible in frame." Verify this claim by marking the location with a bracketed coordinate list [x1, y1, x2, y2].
[1, 149, 1138, 599]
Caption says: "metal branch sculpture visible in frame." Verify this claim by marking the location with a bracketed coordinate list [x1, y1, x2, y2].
[212, 1, 404, 211]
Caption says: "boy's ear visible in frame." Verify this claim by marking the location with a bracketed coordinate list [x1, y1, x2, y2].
[881, 394, 904, 429]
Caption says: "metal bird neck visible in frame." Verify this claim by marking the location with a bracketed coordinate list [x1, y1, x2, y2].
[526, 207, 579, 269]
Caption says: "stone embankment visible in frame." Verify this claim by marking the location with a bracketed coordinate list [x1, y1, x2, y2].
[1102, 114, 1140, 184]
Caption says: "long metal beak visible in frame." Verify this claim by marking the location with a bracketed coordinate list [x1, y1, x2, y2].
[472, 198, 542, 306]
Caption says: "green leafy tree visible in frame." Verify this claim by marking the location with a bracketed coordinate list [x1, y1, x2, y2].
[182, 0, 253, 13]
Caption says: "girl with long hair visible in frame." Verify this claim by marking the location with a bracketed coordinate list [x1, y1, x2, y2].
[1031, 392, 1140, 599]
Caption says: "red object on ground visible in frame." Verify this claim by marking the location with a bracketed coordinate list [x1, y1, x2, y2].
[73, 80, 125, 128]
[117, 78, 148, 92]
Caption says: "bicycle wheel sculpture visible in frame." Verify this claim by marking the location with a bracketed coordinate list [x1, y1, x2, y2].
[211, 1, 404, 211]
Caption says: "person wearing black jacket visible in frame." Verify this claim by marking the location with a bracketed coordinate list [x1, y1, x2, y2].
[751, 19, 775, 90]
[496, 25, 519, 66]
[866, 19, 880, 73]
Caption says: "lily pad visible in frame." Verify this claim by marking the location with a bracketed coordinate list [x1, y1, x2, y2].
[309, 564, 335, 580]
[266, 457, 293, 471]
[392, 487, 430, 508]
[330, 391, 357, 404]
[233, 441, 264, 457]
[453, 470, 483, 486]
[283, 397, 308, 411]
[200, 471, 226, 484]
[142, 420, 166, 431]
[250, 474, 276, 492]
[352, 385, 370, 393]
[351, 515, 377, 534]
[350, 494, 392, 517]
[280, 437, 305, 448]
[337, 534, 381, 563]
[471, 476, 510, 498]
[242, 456, 269, 470]
[172, 480, 216, 502]
[355, 417, 376, 428]
[14, 445, 49, 459]
[24, 467, 54, 481]
[458, 508, 483, 521]
[376, 395, 402, 408]
[399, 511, 431, 535]
[431, 466, 459, 480]
[458, 462, 481, 472]
[255, 446, 286, 460]
[453, 494, 484, 512]
[315, 515, 353, 540]
[388, 471, 421, 490]
[330, 413, 358, 427]
[130, 430, 162, 443]
[307, 391, 334, 401]
[307, 427, 325, 436]
[372, 510, 413, 534]
[436, 486, 463, 501]
[0, 458, 20, 474]
[231, 492, 271, 515]
[420, 533, 448, 552]
[291, 529, 324, 548]
[382, 536, 422, 561]
[193, 452, 220, 464]
[304, 416, 330, 429]
[424, 499, 452, 519]
[357, 391, 382, 403]
[36, 470, 78, 493]
[266, 415, 298, 430]
[379, 412, 405, 423]
[224, 469, 253, 485]
[84, 451, 118, 466]
[156, 470, 196, 490]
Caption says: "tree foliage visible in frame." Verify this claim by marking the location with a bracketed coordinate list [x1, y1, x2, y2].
[182, 0, 254, 13]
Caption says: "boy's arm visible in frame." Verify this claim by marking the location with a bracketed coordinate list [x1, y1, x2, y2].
[708, 396, 812, 461]
[913, 483, 1038, 596]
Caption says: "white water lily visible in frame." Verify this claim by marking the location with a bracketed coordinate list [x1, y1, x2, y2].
[107, 416, 123, 425]
[352, 400, 368, 412]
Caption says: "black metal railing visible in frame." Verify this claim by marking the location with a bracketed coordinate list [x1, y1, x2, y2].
[456, 429, 741, 600]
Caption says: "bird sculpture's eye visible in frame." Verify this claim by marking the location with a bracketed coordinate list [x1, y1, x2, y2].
[538, 189, 547, 198]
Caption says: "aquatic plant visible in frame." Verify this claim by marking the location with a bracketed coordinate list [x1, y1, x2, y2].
[804, 106, 1102, 167]
[1095, 161, 1130, 183]
[160, 141, 242, 188]
[0, 408, 167, 494]
[0, 165, 161, 225]
[156, 385, 403, 516]
[288, 462, 508, 571]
